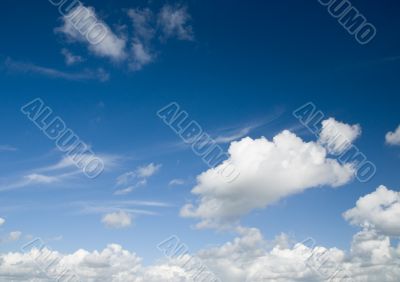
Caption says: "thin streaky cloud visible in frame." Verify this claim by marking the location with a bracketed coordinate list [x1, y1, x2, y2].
[214, 109, 285, 144]
[3, 57, 109, 82]
[0, 145, 18, 152]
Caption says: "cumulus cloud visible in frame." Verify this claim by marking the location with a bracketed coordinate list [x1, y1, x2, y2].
[319, 118, 361, 154]
[0, 218, 5, 227]
[385, 125, 400, 146]
[102, 211, 132, 229]
[181, 130, 355, 229]
[343, 185, 400, 237]
[1, 226, 400, 281]
[56, 5, 127, 61]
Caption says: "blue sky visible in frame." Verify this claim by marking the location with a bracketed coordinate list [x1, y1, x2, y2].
[0, 0, 400, 281]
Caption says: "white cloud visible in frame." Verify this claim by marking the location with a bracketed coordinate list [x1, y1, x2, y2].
[169, 179, 185, 186]
[24, 174, 59, 184]
[57, 5, 127, 61]
[4, 57, 109, 82]
[136, 163, 162, 178]
[114, 163, 161, 195]
[75, 199, 170, 217]
[385, 125, 400, 146]
[113, 186, 136, 196]
[0, 173, 61, 192]
[181, 130, 355, 229]
[129, 41, 154, 71]
[41, 154, 121, 174]
[61, 48, 84, 65]
[213, 113, 285, 144]
[1, 226, 400, 281]
[128, 8, 155, 42]
[343, 185, 400, 237]
[54, 4, 195, 73]
[318, 118, 361, 154]
[0, 218, 5, 227]
[102, 211, 132, 229]
[158, 5, 194, 41]
[0, 145, 17, 152]
[127, 8, 156, 71]
[7, 231, 22, 242]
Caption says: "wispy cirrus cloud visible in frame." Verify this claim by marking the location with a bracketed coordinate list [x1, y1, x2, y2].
[0, 145, 17, 152]
[114, 163, 161, 195]
[0, 153, 123, 192]
[3, 57, 109, 82]
[72, 200, 172, 223]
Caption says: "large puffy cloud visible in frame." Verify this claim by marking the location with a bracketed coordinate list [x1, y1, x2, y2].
[181, 130, 355, 229]
[318, 118, 361, 154]
[343, 185, 400, 237]
[1, 226, 400, 281]
[385, 125, 400, 145]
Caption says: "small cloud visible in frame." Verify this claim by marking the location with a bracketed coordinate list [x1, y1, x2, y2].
[0, 217, 5, 226]
[114, 163, 161, 195]
[136, 163, 162, 178]
[4, 57, 109, 82]
[24, 174, 60, 184]
[0, 145, 17, 152]
[56, 5, 127, 61]
[48, 235, 63, 242]
[318, 117, 361, 154]
[102, 211, 132, 229]
[7, 231, 22, 242]
[61, 48, 85, 65]
[385, 125, 400, 146]
[168, 178, 185, 186]
[158, 5, 194, 41]
[113, 186, 135, 196]
[129, 41, 154, 71]
[214, 112, 285, 144]
[0, 173, 61, 192]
